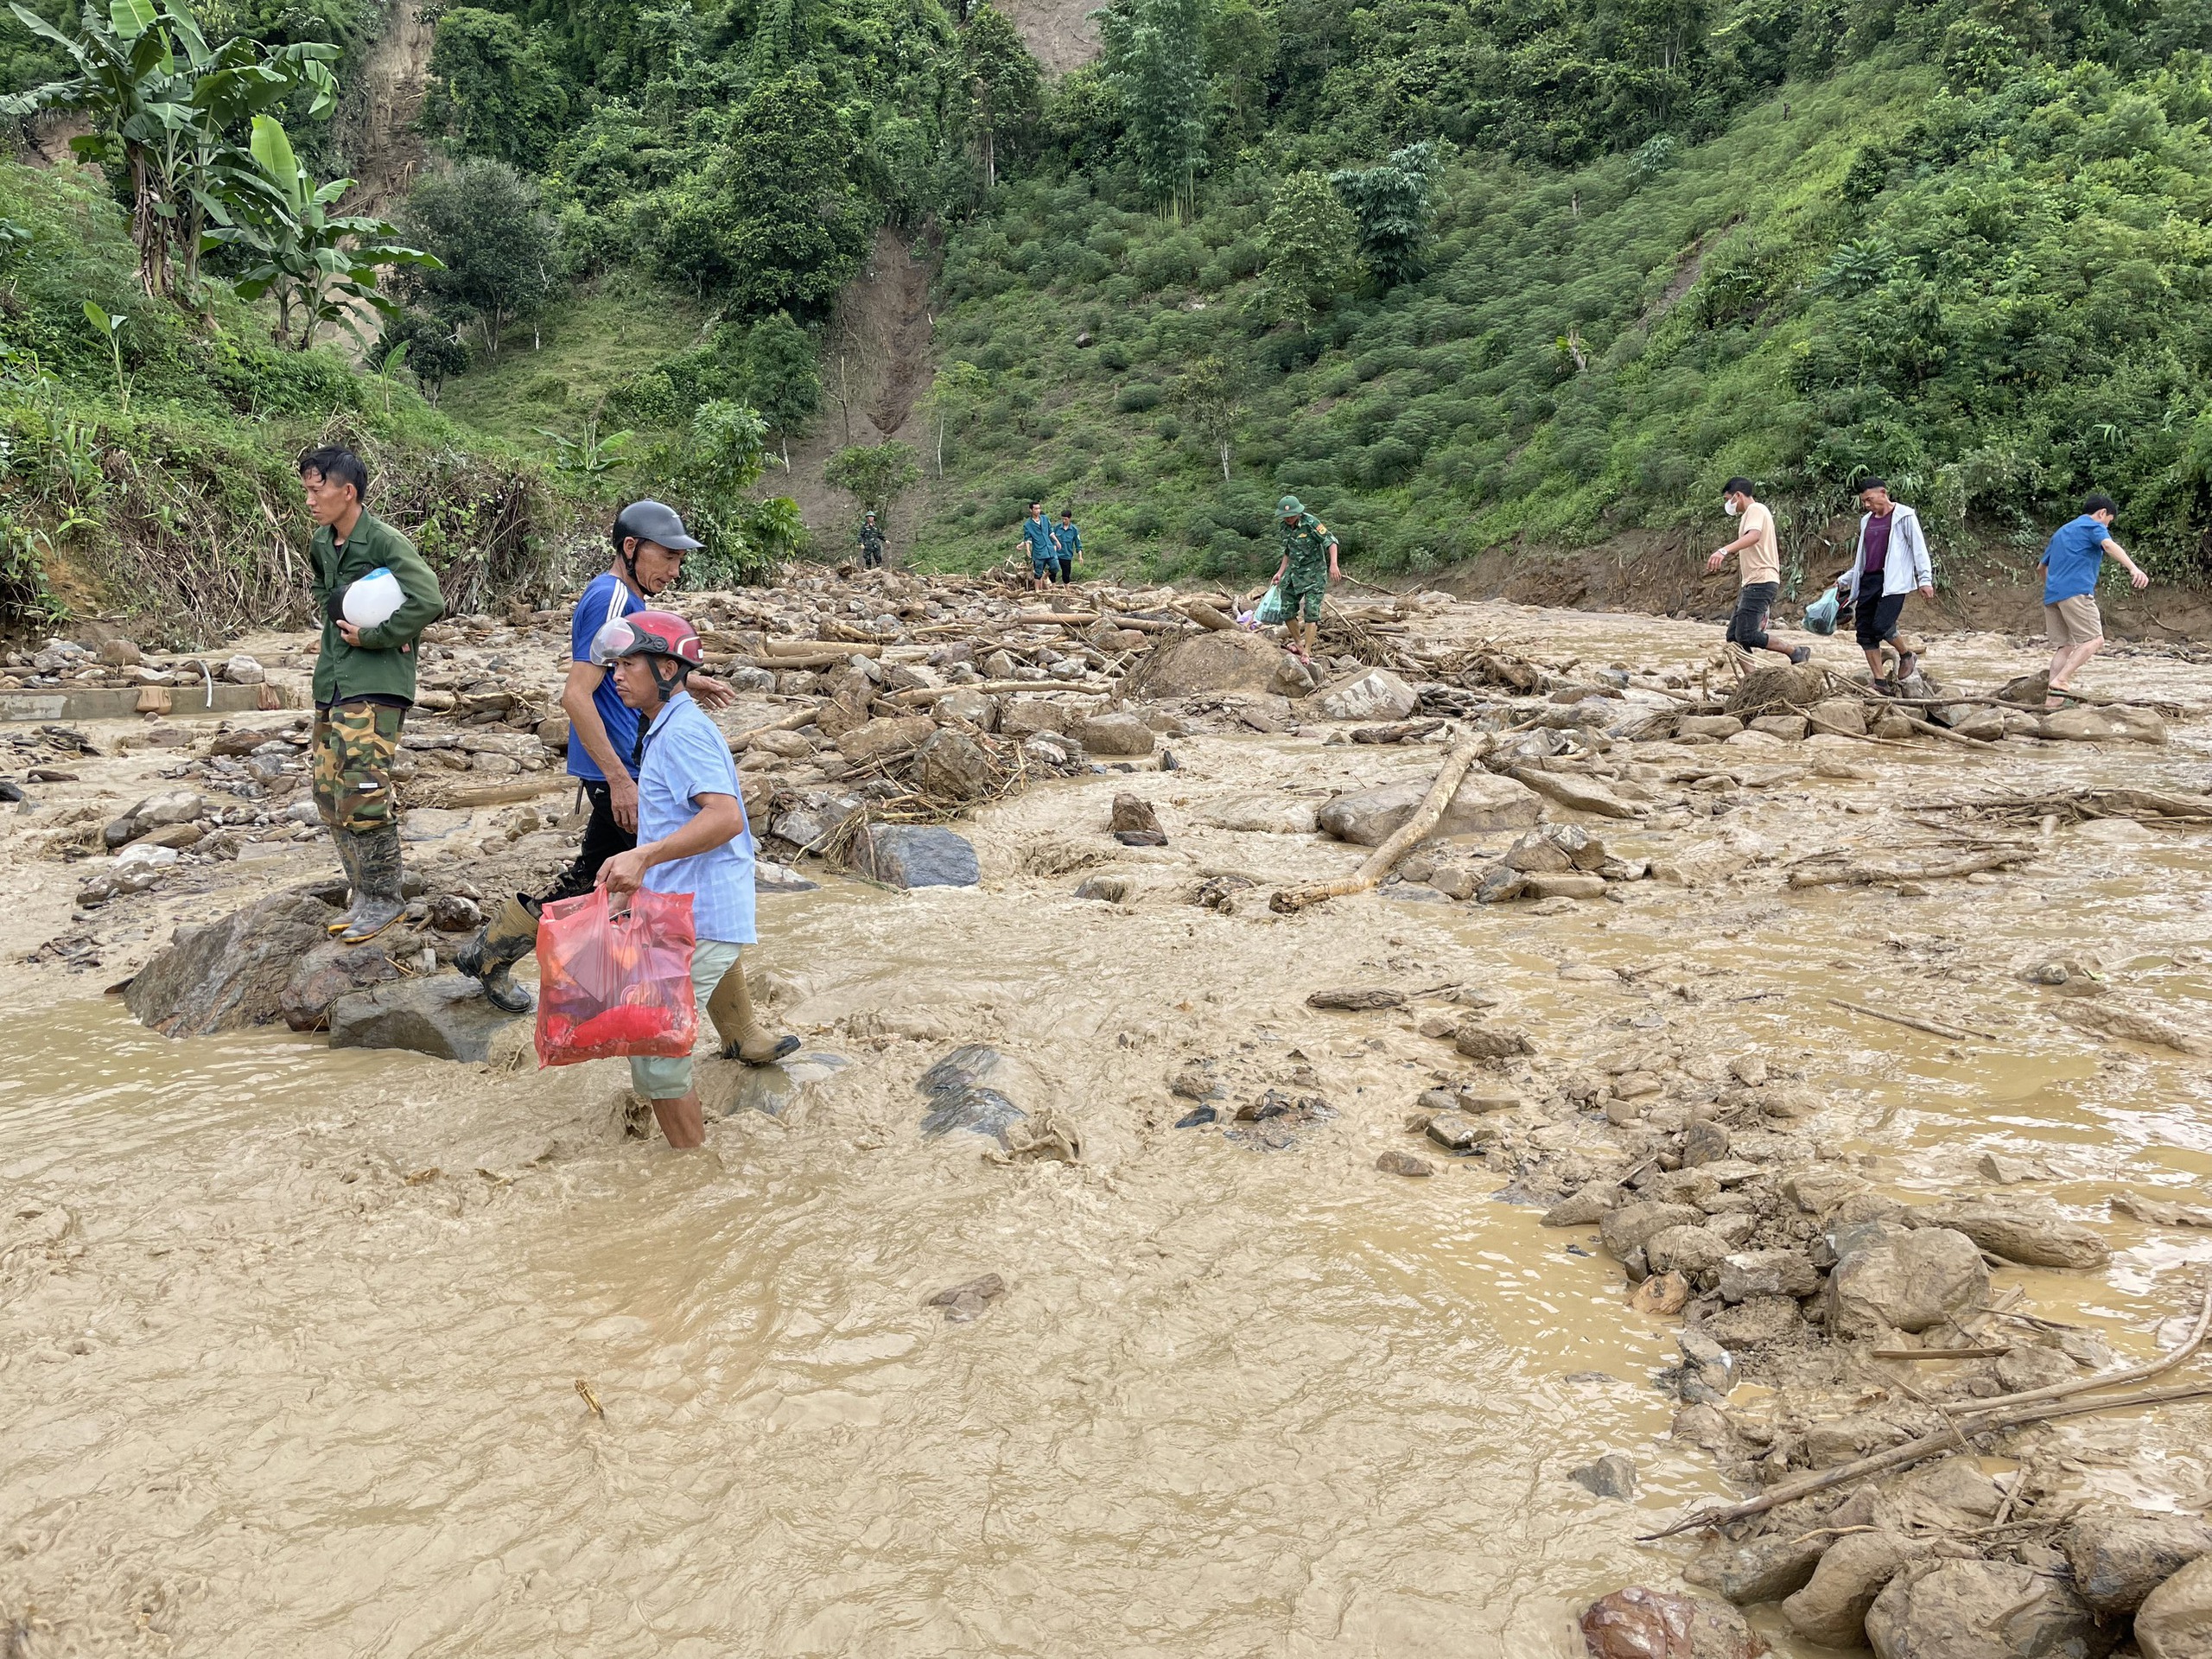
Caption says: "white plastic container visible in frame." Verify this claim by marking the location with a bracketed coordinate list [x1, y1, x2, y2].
[341, 567, 404, 630]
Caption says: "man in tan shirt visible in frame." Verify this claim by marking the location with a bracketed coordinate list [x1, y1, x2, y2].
[1706, 477, 1810, 665]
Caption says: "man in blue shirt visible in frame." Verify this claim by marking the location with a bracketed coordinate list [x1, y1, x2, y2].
[1018, 500, 1055, 594]
[596, 608, 793, 1150]
[1051, 509, 1082, 584]
[2038, 492, 2149, 705]
[456, 500, 734, 1013]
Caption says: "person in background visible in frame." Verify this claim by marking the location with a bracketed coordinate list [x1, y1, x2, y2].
[1019, 500, 1055, 594]
[1705, 477, 1811, 666]
[1841, 478, 1936, 689]
[1052, 508, 1082, 584]
[595, 609, 793, 1150]
[455, 501, 739, 1015]
[2038, 492, 2149, 706]
[857, 510, 886, 569]
[1270, 494, 1339, 664]
[302, 445, 444, 944]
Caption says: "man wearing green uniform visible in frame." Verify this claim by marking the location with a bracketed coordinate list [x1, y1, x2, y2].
[1269, 494, 1340, 663]
[302, 445, 444, 944]
[857, 510, 885, 569]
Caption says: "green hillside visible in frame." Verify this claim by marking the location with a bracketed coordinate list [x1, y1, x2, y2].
[8, 0, 2212, 615]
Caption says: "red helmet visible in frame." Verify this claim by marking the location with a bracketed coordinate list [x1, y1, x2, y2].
[589, 607, 703, 670]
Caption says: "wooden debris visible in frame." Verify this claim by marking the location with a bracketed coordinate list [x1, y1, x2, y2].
[1306, 987, 1406, 1011]
[1270, 740, 1487, 913]
[1827, 997, 1995, 1042]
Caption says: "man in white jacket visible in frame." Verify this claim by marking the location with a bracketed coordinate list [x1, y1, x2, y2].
[1842, 479, 1936, 686]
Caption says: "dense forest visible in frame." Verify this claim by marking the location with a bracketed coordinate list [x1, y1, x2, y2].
[5, 0, 2212, 628]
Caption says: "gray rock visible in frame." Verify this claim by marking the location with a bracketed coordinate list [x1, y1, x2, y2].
[124, 892, 338, 1037]
[1829, 1225, 1988, 1338]
[1543, 1184, 1622, 1227]
[1678, 714, 1745, 740]
[855, 823, 981, 888]
[132, 788, 206, 827]
[1913, 1199, 2109, 1269]
[328, 975, 524, 1063]
[1705, 1293, 1803, 1349]
[1786, 1531, 1928, 1649]
[2136, 1553, 2212, 1659]
[1073, 710, 1156, 755]
[914, 728, 996, 801]
[716, 1050, 850, 1119]
[1646, 1224, 1731, 1277]
[1600, 1200, 1705, 1259]
[1866, 1559, 2110, 1659]
[1718, 1249, 1821, 1303]
[771, 788, 867, 853]
[1681, 1120, 1731, 1166]
[222, 653, 265, 684]
[278, 938, 406, 1030]
[926, 1272, 1007, 1324]
[1685, 1534, 1827, 1605]
[1804, 1411, 1914, 1467]
[1131, 629, 1310, 699]
[1994, 1344, 2076, 1393]
[1569, 1452, 1639, 1498]
[1318, 772, 1543, 846]
[2064, 1513, 2212, 1618]
[934, 688, 999, 730]
[1316, 668, 1418, 721]
[916, 1045, 1028, 1145]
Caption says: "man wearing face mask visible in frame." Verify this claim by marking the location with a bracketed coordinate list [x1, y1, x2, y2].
[454, 499, 741, 1016]
[1706, 478, 1811, 666]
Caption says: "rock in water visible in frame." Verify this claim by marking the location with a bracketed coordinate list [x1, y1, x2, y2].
[327, 976, 522, 1062]
[1318, 772, 1544, 845]
[125, 892, 338, 1037]
[1306, 986, 1404, 1010]
[1073, 711, 1155, 755]
[1684, 1536, 1828, 1606]
[925, 1272, 1006, 1323]
[914, 728, 995, 801]
[1570, 1453, 1638, 1498]
[1109, 791, 1166, 846]
[1785, 1532, 1928, 1649]
[1914, 1199, 2110, 1268]
[1580, 1587, 1768, 1659]
[1132, 630, 1310, 699]
[1865, 1560, 2107, 1659]
[1827, 1226, 1988, 1338]
[709, 1050, 850, 1120]
[855, 823, 981, 889]
[2136, 1554, 2212, 1659]
[1376, 1148, 1433, 1176]
[278, 938, 407, 1031]
[916, 1044, 1028, 1145]
[2064, 1514, 2212, 1619]
[1316, 668, 1419, 721]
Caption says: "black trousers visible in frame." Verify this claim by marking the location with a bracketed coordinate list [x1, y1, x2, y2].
[1855, 590, 1907, 652]
[1726, 581, 1778, 651]
[533, 779, 635, 909]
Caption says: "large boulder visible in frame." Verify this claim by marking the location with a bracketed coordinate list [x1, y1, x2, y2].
[1319, 772, 1543, 846]
[1600, 1201, 1705, 1260]
[1131, 629, 1312, 699]
[1913, 1199, 2109, 1269]
[1580, 1588, 1767, 1659]
[854, 823, 981, 889]
[1073, 710, 1156, 755]
[328, 976, 523, 1063]
[1785, 1532, 1926, 1648]
[2065, 1514, 2212, 1618]
[2138, 1554, 2212, 1659]
[279, 938, 408, 1031]
[914, 728, 997, 801]
[1828, 1225, 1988, 1338]
[1866, 1560, 2110, 1659]
[1316, 668, 1419, 721]
[124, 892, 338, 1037]
[836, 715, 937, 765]
[1684, 1535, 1827, 1606]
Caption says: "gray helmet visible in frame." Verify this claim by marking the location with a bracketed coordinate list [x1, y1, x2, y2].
[612, 499, 702, 556]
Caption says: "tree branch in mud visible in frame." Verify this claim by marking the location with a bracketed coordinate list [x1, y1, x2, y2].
[1640, 1274, 2212, 1542]
[1269, 738, 1487, 913]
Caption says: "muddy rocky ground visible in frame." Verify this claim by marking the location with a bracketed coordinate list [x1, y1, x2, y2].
[8, 569, 2212, 1656]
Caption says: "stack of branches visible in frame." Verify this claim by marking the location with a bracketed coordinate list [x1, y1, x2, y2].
[1918, 786, 2212, 828]
[817, 743, 1035, 873]
[1784, 829, 2039, 889]
[1316, 599, 1412, 669]
[1428, 643, 1556, 695]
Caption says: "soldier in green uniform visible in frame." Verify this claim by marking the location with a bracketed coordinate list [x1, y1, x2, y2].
[1269, 494, 1340, 663]
[857, 510, 886, 569]
[301, 445, 444, 944]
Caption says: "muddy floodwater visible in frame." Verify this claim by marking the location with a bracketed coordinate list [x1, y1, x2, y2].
[9, 600, 2212, 1656]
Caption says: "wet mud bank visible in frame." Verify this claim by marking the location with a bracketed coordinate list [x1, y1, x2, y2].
[6, 575, 2212, 1655]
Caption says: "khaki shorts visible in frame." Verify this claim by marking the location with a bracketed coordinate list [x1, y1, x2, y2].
[2045, 594, 2102, 649]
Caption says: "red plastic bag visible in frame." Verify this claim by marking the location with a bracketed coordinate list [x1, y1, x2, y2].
[534, 887, 697, 1067]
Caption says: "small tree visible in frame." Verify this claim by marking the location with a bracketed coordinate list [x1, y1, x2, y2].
[1258, 171, 1354, 328]
[372, 308, 470, 404]
[918, 359, 990, 477]
[654, 399, 772, 582]
[400, 158, 561, 356]
[962, 5, 1040, 192]
[734, 312, 821, 469]
[1102, 0, 1209, 219]
[1174, 354, 1247, 481]
[825, 441, 923, 541]
[1330, 141, 1440, 290]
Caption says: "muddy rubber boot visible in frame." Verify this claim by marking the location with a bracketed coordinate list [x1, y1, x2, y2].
[339, 823, 406, 944]
[707, 956, 798, 1065]
[327, 827, 364, 935]
[455, 893, 539, 1014]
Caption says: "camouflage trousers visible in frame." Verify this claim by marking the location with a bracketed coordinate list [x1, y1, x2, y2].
[312, 700, 404, 834]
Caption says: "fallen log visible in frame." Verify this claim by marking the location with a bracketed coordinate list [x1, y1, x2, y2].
[1503, 763, 1642, 820]
[1641, 1274, 2212, 1541]
[1827, 996, 1995, 1042]
[1270, 739, 1487, 913]
[1786, 848, 2034, 888]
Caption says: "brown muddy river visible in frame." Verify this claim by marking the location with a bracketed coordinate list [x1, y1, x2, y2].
[9, 602, 2212, 1655]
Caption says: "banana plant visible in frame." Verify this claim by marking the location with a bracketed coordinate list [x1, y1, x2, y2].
[206, 116, 440, 350]
[0, 0, 338, 302]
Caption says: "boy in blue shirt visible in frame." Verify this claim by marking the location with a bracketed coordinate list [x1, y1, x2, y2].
[2037, 493, 2148, 706]
[1018, 500, 1055, 594]
[595, 608, 795, 1150]
[456, 500, 734, 1014]
[1052, 508, 1081, 583]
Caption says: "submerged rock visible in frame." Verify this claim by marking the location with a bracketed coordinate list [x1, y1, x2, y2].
[1318, 772, 1543, 846]
[1580, 1587, 1767, 1659]
[916, 1044, 1028, 1145]
[855, 823, 982, 889]
[1570, 1452, 1639, 1499]
[1865, 1559, 2107, 1659]
[124, 891, 337, 1037]
[717, 1050, 850, 1119]
[327, 975, 524, 1063]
